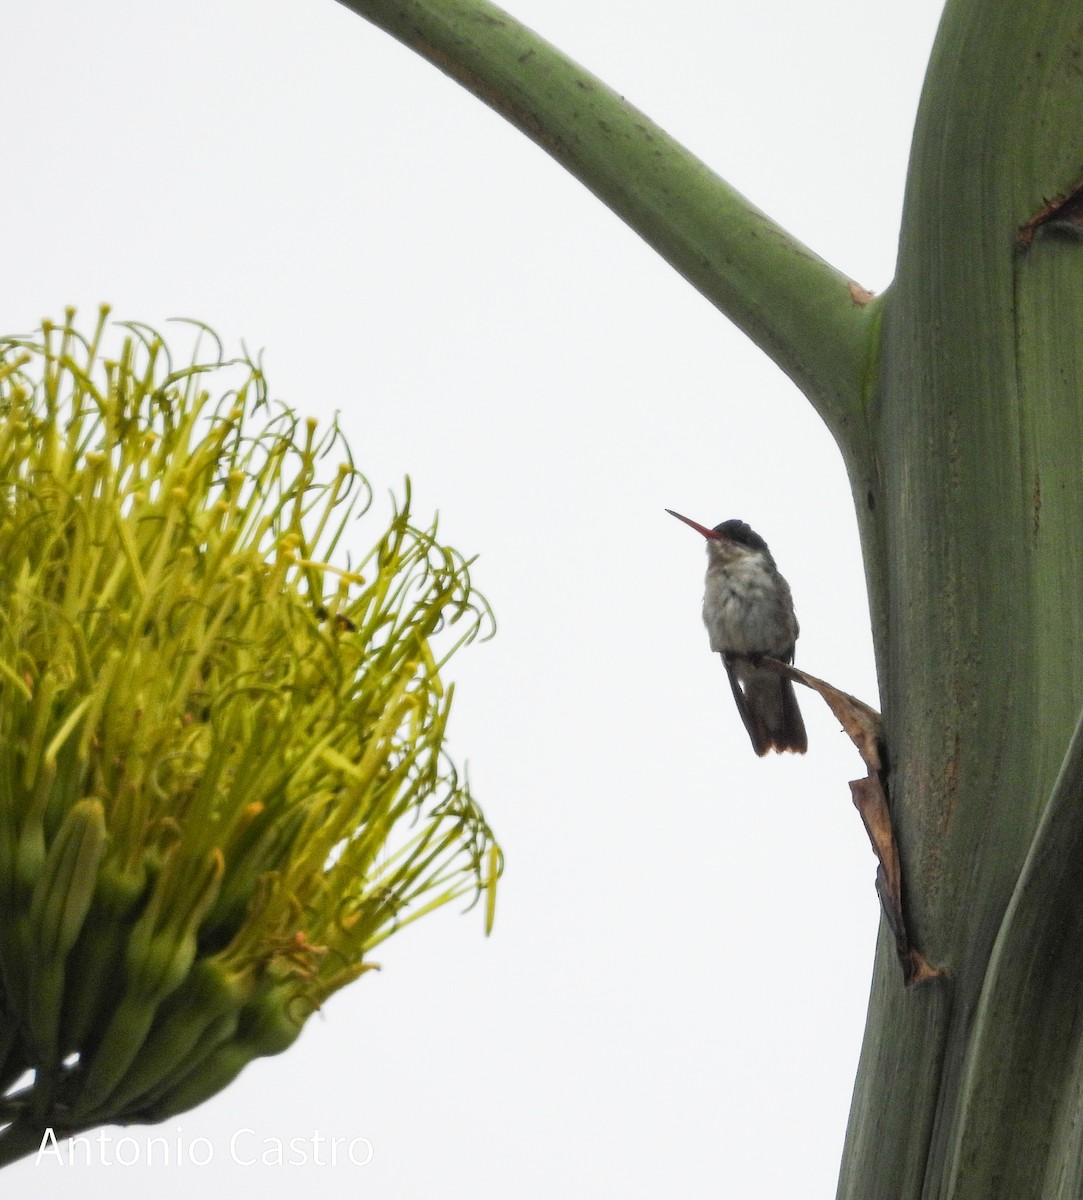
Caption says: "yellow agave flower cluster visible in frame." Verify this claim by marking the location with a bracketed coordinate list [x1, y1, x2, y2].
[0, 310, 499, 1162]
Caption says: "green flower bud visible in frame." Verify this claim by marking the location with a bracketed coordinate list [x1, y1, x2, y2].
[0, 309, 501, 1163]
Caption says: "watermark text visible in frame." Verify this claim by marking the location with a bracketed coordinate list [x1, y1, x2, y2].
[35, 1126, 374, 1167]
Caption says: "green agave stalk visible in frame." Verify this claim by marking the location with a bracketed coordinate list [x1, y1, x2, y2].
[330, 0, 1083, 1194]
[0, 308, 500, 1164]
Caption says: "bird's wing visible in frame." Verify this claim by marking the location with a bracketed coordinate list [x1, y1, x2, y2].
[722, 655, 769, 757]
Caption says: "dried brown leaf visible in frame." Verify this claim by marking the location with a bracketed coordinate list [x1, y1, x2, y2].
[761, 658, 944, 987]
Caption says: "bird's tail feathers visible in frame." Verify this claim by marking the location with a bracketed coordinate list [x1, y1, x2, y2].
[725, 662, 807, 756]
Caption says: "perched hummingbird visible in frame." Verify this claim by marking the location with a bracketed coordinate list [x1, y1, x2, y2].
[666, 509, 807, 756]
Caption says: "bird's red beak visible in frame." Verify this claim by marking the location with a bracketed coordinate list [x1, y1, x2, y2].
[665, 509, 719, 540]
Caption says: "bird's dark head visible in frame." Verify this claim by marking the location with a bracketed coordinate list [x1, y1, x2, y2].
[666, 509, 771, 563]
[711, 519, 769, 555]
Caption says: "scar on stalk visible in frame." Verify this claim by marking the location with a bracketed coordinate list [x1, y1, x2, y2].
[1018, 172, 1083, 246]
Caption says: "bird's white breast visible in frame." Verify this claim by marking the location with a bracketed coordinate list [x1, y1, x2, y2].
[701, 554, 797, 658]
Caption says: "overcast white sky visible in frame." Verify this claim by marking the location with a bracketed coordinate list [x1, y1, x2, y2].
[3, 1, 945, 1194]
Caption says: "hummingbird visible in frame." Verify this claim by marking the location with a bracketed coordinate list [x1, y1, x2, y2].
[666, 509, 807, 756]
